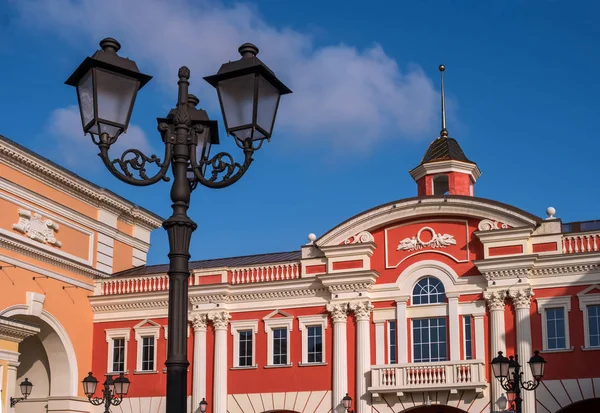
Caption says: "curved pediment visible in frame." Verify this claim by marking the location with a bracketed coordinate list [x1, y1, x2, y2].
[316, 195, 541, 247]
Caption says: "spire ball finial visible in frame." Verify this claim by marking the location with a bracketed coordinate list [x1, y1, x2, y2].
[439, 64, 445, 72]
[100, 38, 121, 53]
[546, 207, 556, 219]
[308, 233, 317, 243]
[239, 43, 259, 59]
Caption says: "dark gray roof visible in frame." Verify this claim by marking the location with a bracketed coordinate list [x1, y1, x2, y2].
[113, 250, 302, 277]
[0, 134, 165, 223]
[420, 136, 473, 165]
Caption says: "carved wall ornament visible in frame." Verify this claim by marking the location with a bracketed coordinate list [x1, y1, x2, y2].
[477, 219, 508, 231]
[12, 209, 62, 247]
[208, 311, 231, 330]
[191, 313, 208, 331]
[484, 290, 507, 311]
[349, 301, 373, 321]
[326, 303, 349, 323]
[509, 289, 534, 309]
[344, 231, 374, 245]
[396, 226, 456, 252]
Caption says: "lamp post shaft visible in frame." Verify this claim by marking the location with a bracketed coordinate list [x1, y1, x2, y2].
[513, 356, 522, 413]
[103, 380, 113, 413]
[163, 67, 197, 413]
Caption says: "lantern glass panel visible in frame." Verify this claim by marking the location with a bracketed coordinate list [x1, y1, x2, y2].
[342, 395, 352, 410]
[529, 359, 545, 379]
[77, 70, 95, 131]
[83, 380, 96, 397]
[20, 379, 32, 397]
[256, 74, 281, 138]
[218, 74, 255, 138]
[95, 68, 139, 133]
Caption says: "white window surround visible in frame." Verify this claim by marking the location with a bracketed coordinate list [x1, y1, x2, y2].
[264, 310, 294, 367]
[230, 320, 259, 368]
[105, 328, 131, 374]
[536, 296, 572, 352]
[297, 315, 328, 365]
[577, 286, 600, 351]
[134, 320, 160, 373]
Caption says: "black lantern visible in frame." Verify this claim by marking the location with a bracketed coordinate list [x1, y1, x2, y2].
[65, 38, 152, 140]
[198, 398, 208, 413]
[82, 372, 99, 397]
[491, 351, 511, 379]
[528, 350, 547, 380]
[204, 43, 292, 143]
[10, 378, 33, 407]
[342, 394, 353, 411]
[113, 373, 131, 396]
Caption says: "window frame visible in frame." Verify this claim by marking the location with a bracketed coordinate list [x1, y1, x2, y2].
[388, 320, 397, 364]
[264, 315, 293, 368]
[463, 315, 473, 360]
[412, 276, 446, 306]
[536, 296, 572, 352]
[577, 288, 600, 351]
[411, 316, 448, 363]
[298, 315, 328, 366]
[230, 320, 258, 369]
[105, 328, 131, 374]
[134, 322, 160, 373]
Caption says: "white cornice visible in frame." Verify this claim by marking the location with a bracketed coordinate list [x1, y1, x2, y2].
[0, 317, 40, 342]
[317, 270, 379, 292]
[0, 138, 163, 229]
[319, 243, 377, 258]
[409, 159, 482, 182]
[474, 226, 535, 243]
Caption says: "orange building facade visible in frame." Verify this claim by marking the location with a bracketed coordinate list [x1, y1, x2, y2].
[0, 134, 163, 412]
[87, 130, 600, 413]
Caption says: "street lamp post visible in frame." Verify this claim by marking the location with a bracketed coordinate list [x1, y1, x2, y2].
[82, 372, 131, 413]
[65, 38, 291, 413]
[9, 378, 33, 407]
[491, 351, 547, 413]
[342, 394, 355, 413]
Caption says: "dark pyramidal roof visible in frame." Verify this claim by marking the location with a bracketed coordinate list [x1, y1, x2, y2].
[419, 135, 474, 166]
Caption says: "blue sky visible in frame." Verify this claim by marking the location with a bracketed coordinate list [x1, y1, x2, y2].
[1, 0, 599, 265]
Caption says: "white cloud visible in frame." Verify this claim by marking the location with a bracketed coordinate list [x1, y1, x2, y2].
[16, 0, 440, 152]
[48, 105, 153, 168]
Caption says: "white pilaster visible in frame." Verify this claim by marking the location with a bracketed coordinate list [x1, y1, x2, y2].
[6, 360, 19, 413]
[484, 290, 508, 412]
[350, 301, 373, 413]
[511, 288, 536, 413]
[395, 296, 409, 363]
[474, 315, 485, 360]
[209, 311, 230, 413]
[448, 294, 460, 361]
[192, 314, 208, 410]
[327, 303, 349, 413]
[374, 320, 385, 365]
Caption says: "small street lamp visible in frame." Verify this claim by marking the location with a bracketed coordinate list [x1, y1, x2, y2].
[196, 398, 208, 413]
[342, 394, 355, 413]
[10, 378, 33, 407]
[66, 37, 290, 413]
[82, 372, 130, 413]
[491, 351, 547, 413]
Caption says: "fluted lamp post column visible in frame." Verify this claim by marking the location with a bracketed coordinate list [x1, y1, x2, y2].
[65, 38, 291, 413]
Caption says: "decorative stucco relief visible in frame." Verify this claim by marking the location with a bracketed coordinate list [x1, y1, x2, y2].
[477, 218, 508, 231]
[344, 230, 374, 244]
[396, 226, 456, 252]
[12, 208, 62, 247]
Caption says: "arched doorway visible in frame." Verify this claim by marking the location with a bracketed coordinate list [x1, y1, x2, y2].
[556, 398, 600, 413]
[404, 405, 467, 413]
[0, 306, 78, 412]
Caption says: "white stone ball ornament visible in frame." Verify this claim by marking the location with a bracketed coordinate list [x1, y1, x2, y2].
[308, 233, 317, 242]
[546, 206, 556, 219]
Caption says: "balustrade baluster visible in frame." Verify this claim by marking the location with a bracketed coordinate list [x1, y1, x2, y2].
[595, 235, 599, 251]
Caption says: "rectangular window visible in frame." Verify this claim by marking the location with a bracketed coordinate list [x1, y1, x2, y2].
[112, 338, 125, 372]
[389, 321, 397, 364]
[412, 318, 447, 363]
[272, 327, 288, 365]
[588, 305, 600, 348]
[239, 330, 253, 367]
[141, 336, 155, 371]
[546, 307, 566, 350]
[307, 326, 323, 363]
[464, 316, 473, 360]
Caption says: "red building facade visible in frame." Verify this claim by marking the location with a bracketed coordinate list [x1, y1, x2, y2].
[89, 131, 600, 413]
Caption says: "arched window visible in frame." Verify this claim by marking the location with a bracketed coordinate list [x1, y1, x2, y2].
[433, 175, 449, 195]
[412, 277, 446, 305]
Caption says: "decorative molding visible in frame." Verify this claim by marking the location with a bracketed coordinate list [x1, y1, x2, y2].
[327, 283, 373, 293]
[396, 226, 457, 251]
[189, 288, 328, 303]
[191, 313, 208, 331]
[484, 290, 507, 311]
[0, 140, 163, 228]
[12, 208, 62, 247]
[532, 264, 600, 277]
[350, 300, 373, 321]
[509, 288, 534, 309]
[209, 311, 231, 330]
[326, 302, 349, 323]
[344, 231, 374, 245]
[92, 300, 169, 312]
[478, 219, 508, 231]
[0, 317, 40, 342]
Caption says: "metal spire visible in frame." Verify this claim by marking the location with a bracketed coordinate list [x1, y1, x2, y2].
[439, 64, 448, 138]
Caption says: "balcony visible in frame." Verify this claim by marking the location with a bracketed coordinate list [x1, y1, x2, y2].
[369, 360, 487, 397]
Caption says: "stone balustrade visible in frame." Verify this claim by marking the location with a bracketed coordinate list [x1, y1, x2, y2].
[562, 232, 600, 254]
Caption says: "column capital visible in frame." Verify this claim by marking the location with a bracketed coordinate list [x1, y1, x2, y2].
[208, 310, 231, 330]
[350, 301, 373, 321]
[191, 313, 208, 331]
[509, 288, 534, 309]
[484, 290, 507, 312]
[327, 302, 349, 323]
